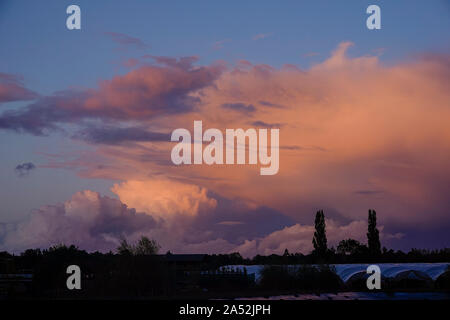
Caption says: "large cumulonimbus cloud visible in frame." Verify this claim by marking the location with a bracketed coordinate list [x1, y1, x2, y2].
[62, 43, 449, 232]
[1, 42, 449, 253]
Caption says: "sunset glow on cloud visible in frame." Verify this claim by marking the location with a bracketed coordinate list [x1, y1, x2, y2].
[1, 42, 448, 256]
[1, 1, 449, 256]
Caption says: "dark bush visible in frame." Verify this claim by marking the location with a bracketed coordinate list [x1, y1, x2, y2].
[259, 265, 343, 291]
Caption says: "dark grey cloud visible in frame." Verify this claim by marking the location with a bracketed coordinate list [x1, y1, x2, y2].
[354, 190, 384, 195]
[15, 162, 36, 177]
[221, 102, 256, 114]
[0, 90, 90, 135]
[74, 126, 170, 145]
[251, 120, 282, 128]
[258, 100, 285, 108]
[187, 192, 295, 245]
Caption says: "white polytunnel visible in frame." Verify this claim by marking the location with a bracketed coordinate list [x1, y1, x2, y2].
[222, 263, 450, 283]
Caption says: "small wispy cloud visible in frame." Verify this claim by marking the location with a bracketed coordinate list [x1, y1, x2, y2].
[258, 100, 285, 109]
[217, 221, 245, 226]
[15, 162, 36, 177]
[252, 32, 273, 41]
[104, 32, 147, 50]
[250, 120, 283, 128]
[221, 102, 256, 114]
[212, 39, 231, 50]
[354, 190, 384, 195]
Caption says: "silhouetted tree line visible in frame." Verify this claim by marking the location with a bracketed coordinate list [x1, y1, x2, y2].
[0, 238, 173, 298]
[1, 210, 450, 271]
[206, 209, 449, 265]
[0, 211, 449, 298]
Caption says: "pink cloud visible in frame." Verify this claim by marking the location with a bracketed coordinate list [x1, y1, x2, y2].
[0, 59, 224, 134]
[111, 179, 217, 221]
[1, 42, 449, 248]
[233, 219, 404, 258]
[0, 72, 38, 104]
[2, 190, 158, 252]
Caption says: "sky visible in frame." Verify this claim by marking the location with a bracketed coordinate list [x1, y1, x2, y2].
[0, 0, 449, 256]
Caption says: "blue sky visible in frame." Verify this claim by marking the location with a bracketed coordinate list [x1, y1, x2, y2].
[1, 1, 449, 94]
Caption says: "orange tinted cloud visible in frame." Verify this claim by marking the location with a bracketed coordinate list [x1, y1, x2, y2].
[8, 42, 449, 242]
[111, 179, 217, 221]
[79, 42, 450, 229]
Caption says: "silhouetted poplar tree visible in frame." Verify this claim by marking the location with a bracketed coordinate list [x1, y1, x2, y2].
[367, 209, 381, 256]
[312, 210, 327, 256]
